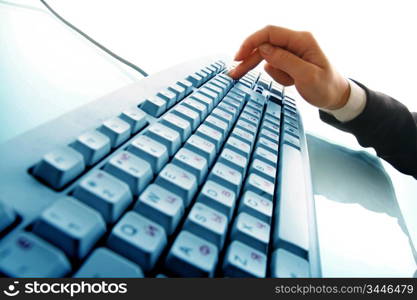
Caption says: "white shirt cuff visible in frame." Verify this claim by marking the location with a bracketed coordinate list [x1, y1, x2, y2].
[321, 79, 367, 122]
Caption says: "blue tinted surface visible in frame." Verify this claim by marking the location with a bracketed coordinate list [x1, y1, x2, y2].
[0, 2, 137, 144]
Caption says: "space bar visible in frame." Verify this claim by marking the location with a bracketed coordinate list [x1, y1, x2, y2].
[273, 144, 309, 256]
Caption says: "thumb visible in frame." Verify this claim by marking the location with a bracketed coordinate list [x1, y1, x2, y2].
[258, 43, 315, 81]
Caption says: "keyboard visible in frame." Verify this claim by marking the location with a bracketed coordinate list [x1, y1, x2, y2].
[0, 56, 321, 277]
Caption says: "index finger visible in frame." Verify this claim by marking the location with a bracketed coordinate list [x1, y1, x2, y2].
[234, 25, 298, 61]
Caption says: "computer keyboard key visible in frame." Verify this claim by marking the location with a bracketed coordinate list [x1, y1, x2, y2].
[199, 87, 219, 104]
[195, 124, 223, 152]
[222, 97, 242, 112]
[33, 146, 85, 190]
[222, 241, 266, 278]
[0, 201, 16, 233]
[231, 128, 255, 148]
[33, 197, 106, 259]
[119, 108, 147, 133]
[165, 231, 218, 277]
[107, 211, 167, 272]
[71, 130, 111, 166]
[218, 148, 248, 175]
[0, 232, 71, 277]
[205, 82, 224, 99]
[177, 79, 193, 95]
[184, 134, 216, 166]
[283, 133, 301, 149]
[239, 191, 273, 223]
[204, 115, 228, 136]
[224, 137, 251, 160]
[271, 248, 310, 278]
[208, 163, 242, 195]
[73, 170, 132, 223]
[127, 135, 169, 173]
[191, 92, 214, 111]
[273, 144, 309, 252]
[155, 163, 198, 206]
[186, 73, 203, 87]
[211, 108, 233, 129]
[245, 173, 274, 201]
[156, 90, 176, 108]
[168, 83, 186, 101]
[181, 98, 208, 120]
[172, 148, 208, 184]
[197, 180, 236, 221]
[74, 247, 144, 278]
[247, 100, 264, 111]
[284, 117, 299, 129]
[217, 102, 239, 121]
[249, 159, 277, 183]
[236, 119, 257, 135]
[259, 128, 280, 144]
[184, 202, 228, 248]
[284, 123, 299, 138]
[141, 95, 167, 117]
[135, 184, 184, 235]
[144, 123, 181, 156]
[171, 105, 200, 131]
[160, 113, 192, 143]
[239, 112, 260, 127]
[257, 137, 279, 155]
[98, 117, 131, 148]
[262, 120, 280, 134]
[231, 212, 270, 253]
[253, 147, 278, 167]
[104, 151, 153, 195]
[266, 101, 282, 120]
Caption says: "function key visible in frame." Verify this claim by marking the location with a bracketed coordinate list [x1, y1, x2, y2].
[107, 211, 167, 272]
[120, 108, 147, 133]
[73, 170, 132, 223]
[74, 247, 143, 278]
[165, 231, 218, 277]
[33, 197, 106, 259]
[70, 130, 111, 166]
[33, 146, 85, 190]
[0, 232, 71, 277]
[98, 117, 131, 148]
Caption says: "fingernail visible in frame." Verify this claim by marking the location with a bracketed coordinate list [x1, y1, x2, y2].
[259, 43, 273, 55]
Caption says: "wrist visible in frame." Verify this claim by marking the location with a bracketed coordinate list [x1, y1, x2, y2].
[325, 77, 350, 110]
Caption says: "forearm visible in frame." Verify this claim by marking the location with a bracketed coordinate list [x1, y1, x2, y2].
[319, 80, 417, 178]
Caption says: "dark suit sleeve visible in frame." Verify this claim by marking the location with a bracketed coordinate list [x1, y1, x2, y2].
[319, 80, 417, 178]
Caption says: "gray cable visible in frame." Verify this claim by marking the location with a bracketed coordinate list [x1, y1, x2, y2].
[39, 0, 148, 77]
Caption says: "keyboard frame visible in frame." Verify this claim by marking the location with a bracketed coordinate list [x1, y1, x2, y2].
[0, 56, 322, 277]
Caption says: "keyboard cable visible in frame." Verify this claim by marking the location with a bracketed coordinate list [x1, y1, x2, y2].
[39, 0, 149, 78]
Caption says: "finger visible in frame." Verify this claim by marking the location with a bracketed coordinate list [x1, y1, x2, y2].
[258, 43, 317, 81]
[264, 63, 294, 86]
[234, 25, 297, 61]
[228, 49, 263, 79]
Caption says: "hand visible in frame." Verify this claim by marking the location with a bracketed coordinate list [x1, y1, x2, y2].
[229, 25, 350, 110]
